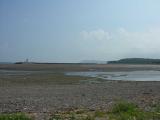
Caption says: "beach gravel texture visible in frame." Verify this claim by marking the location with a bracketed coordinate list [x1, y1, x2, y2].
[0, 64, 160, 120]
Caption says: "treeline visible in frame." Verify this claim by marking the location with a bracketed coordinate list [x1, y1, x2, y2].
[107, 58, 160, 64]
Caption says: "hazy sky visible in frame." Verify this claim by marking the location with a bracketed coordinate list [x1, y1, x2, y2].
[1, 0, 160, 62]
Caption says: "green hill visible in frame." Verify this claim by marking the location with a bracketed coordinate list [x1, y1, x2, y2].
[108, 58, 160, 64]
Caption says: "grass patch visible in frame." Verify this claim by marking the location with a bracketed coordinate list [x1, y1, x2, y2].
[0, 113, 32, 120]
[49, 110, 94, 120]
[108, 101, 160, 120]
[94, 110, 106, 117]
[152, 102, 160, 113]
[49, 101, 160, 120]
[111, 101, 138, 114]
[1, 102, 159, 120]
[1, 72, 92, 86]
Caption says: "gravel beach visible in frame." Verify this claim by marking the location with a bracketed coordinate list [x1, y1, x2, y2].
[0, 64, 160, 119]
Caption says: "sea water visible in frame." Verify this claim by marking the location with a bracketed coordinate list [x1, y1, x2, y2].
[66, 70, 160, 81]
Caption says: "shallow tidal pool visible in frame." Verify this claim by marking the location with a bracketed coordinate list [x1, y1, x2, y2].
[66, 70, 160, 81]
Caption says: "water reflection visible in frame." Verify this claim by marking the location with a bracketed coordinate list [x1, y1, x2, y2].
[66, 71, 160, 81]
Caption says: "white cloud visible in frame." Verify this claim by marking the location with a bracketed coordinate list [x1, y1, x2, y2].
[79, 27, 160, 60]
[116, 28, 160, 51]
[80, 29, 112, 41]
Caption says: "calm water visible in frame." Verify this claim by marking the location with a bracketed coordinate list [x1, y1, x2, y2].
[66, 71, 160, 81]
[1, 70, 160, 81]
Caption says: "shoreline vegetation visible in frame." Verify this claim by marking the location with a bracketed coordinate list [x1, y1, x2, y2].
[0, 101, 160, 120]
[108, 58, 160, 64]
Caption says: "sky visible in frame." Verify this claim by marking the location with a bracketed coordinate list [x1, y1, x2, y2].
[1, 0, 160, 63]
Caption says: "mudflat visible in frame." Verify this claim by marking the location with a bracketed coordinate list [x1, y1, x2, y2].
[1, 63, 160, 71]
[0, 64, 160, 119]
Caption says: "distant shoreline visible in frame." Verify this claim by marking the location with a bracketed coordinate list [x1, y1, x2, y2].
[108, 58, 160, 64]
[1, 63, 160, 72]
[2, 58, 160, 65]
